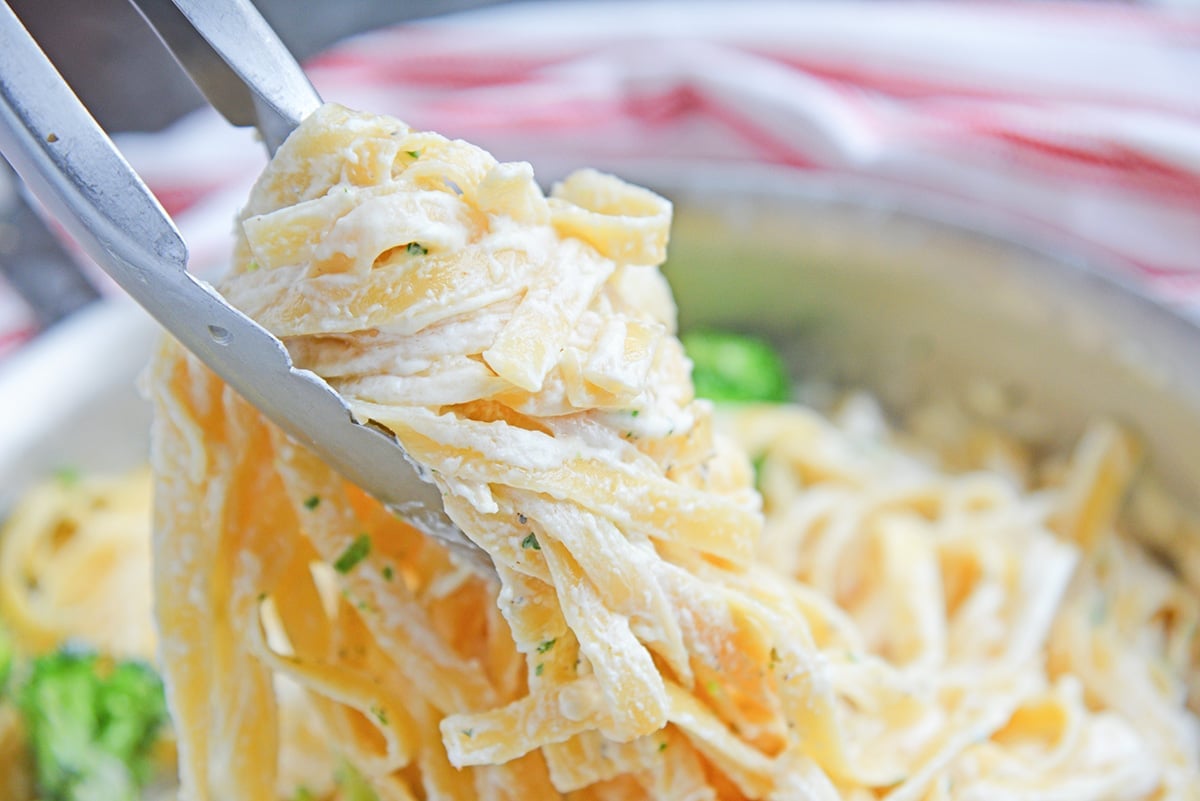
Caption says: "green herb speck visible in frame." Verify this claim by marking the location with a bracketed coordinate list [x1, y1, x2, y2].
[334, 534, 372, 573]
[53, 466, 80, 486]
[535, 663, 544, 676]
[304, 495, 321, 510]
[406, 242, 428, 256]
[521, 533, 540, 551]
[382, 565, 394, 582]
[407, 149, 421, 159]
[537, 638, 557, 654]
[752, 454, 768, 490]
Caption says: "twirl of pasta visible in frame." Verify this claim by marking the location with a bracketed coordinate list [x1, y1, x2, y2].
[143, 103, 1200, 800]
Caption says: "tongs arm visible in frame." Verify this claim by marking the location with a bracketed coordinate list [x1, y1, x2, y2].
[0, 3, 187, 289]
[0, 3, 481, 568]
[128, 0, 321, 153]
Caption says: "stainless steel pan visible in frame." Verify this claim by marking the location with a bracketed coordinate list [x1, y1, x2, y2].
[0, 167, 1197, 516]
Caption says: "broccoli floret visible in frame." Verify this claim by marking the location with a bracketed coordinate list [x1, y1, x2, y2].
[682, 330, 791, 404]
[18, 649, 168, 801]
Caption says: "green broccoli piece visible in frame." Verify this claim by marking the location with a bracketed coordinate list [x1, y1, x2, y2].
[681, 330, 792, 404]
[18, 649, 168, 801]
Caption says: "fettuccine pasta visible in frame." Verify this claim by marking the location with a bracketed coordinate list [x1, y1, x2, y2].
[136, 103, 1199, 800]
[0, 470, 156, 661]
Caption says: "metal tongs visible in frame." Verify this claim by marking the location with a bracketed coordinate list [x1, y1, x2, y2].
[0, 0, 484, 568]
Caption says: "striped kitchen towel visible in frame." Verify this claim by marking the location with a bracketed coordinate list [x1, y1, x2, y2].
[4, 0, 1199, 356]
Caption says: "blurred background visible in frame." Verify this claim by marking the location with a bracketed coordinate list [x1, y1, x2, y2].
[6, 0, 510, 131]
[0, 0, 1198, 356]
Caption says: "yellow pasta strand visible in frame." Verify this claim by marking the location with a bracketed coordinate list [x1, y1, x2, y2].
[128, 102, 1200, 800]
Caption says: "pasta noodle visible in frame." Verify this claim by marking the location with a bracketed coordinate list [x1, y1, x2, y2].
[0, 468, 332, 801]
[142, 103, 1199, 800]
[2, 101, 1197, 799]
[0, 469, 156, 661]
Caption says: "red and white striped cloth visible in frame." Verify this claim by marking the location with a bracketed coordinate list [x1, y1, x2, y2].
[3, 0, 1199, 358]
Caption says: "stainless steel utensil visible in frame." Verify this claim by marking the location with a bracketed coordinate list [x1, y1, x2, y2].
[128, 0, 318, 153]
[0, 1, 480, 567]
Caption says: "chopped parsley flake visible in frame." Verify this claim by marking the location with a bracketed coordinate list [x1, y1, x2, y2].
[462, 728, 474, 738]
[407, 149, 421, 158]
[382, 565, 394, 582]
[371, 705, 389, 726]
[333, 761, 375, 801]
[53, 466, 80, 486]
[246, 261, 260, 272]
[521, 533, 540, 550]
[658, 741, 668, 752]
[303, 495, 321, 510]
[630, 409, 639, 417]
[537, 638, 557, 654]
[752, 454, 768, 489]
[334, 534, 372, 573]
[406, 242, 428, 256]
[535, 663, 544, 676]
[293, 787, 316, 801]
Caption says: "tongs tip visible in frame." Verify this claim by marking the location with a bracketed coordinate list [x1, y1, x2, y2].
[128, 0, 322, 153]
